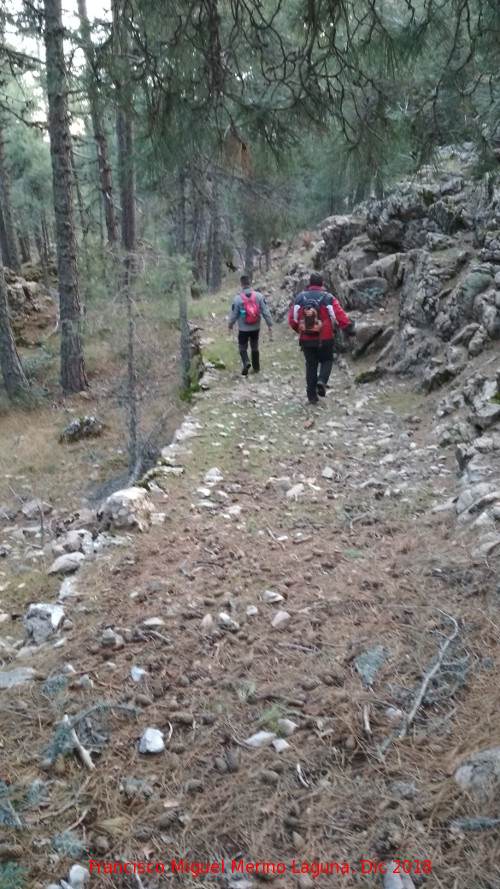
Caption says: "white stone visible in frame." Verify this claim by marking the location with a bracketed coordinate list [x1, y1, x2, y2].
[131, 666, 149, 681]
[277, 718, 298, 736]
[271, 610, 291, 629]
[204, 467, 223, 484]
[200, 613, 215, 634]
[286, 483, 305, 500]
[138, 727, 165, 754]
[272, 738, 291, 753]
[218, 612, 240, 631]
[262, 590, 284, 603]
[243, 730, 277, 748]
[68, 864, 90, 889]
[142, 617, 165, 627]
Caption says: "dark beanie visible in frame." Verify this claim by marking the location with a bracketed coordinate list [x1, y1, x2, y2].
[309, 272, 323, 287]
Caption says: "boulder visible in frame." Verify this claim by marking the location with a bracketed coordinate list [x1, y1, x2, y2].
[97, 487, 154, 532]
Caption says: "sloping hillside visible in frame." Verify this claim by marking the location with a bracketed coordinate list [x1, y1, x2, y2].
[1, 235, 499, 889]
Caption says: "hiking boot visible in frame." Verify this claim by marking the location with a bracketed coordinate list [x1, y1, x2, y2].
[317, 381, 326, 397]
[307, 395, 319, 404]
[241, 363, 251, 376]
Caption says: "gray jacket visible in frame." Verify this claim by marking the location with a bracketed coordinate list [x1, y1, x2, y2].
[228, 288, 273, 332]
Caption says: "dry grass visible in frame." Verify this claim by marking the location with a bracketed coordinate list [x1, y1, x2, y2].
[1, 253, 500, 889]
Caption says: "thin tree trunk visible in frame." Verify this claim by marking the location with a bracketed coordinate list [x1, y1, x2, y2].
[116, 111, 136, 258]
[179, 286, 190, 392]
[0, 204, 8, 266]
[177, 171, 186, 253]
[124, 268, 138, 474]
[35, 228, 50, 290]
[244, 217, 254, 278]
[0, 126, 21, 273]
[44, 0, 87, 392]
[206, 217, 213, 287]
[208, 173, 222, 292]
[262, 239, 271, 272]
[0, 260, 29, 398]
[77, 0, 119, 249]
[18, 230, 31, 264]
[191, 174, 206, 283]
[71, 143, 91, 310]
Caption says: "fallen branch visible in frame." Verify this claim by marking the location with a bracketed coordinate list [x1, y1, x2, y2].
[140, 628, 172, 645]
[379, 610, 459, 758]
[398, 611, 459, 740]
[39, 775, 92, 821]
[62, 714, 95, 771]
[277, 642, 317, 654]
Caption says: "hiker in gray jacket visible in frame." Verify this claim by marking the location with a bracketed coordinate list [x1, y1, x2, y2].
[228, 275, 273, 375]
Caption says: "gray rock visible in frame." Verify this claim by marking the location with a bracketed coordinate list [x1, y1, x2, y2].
[48, 552, 86, 575]
[24, 603, 65, 644]
[0, 667, 38, 688]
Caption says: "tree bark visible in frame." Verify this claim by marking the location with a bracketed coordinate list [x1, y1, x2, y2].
[208, 173, 222, 292]
[0, 259, 30, 398]
[18, 230, 31, 264]
[77, 0, 119, 249]
[44, 0, 87, 392]
[0, 126, 21, 273]
[116, 110, 137, 256]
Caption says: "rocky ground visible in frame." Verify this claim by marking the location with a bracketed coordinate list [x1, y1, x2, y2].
[1, 284, 500, 889]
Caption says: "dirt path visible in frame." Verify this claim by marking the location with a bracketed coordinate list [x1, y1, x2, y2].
[1, 312, 499, 889]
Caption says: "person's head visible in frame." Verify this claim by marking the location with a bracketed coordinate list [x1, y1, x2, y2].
[240, 274, 252, 288]
[309, 272, 323, 287]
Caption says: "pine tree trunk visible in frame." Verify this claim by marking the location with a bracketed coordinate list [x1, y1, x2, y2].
[262, 239, 271, 272]
[176, 172, 186, 253]
[0, 260, 29, 398]
[116, 110, 137, 258]
[208, 174, 222, 292]
[44, 0, 87, 393]
[77, 0, 119, 250]
[0, 204, 9, 267]
[190, 167, 207, 283]
[0, 126, 21, 273]
[35, 229, 50, 290]
[18, 230, 31, 264]
[244, 221, 254, 278]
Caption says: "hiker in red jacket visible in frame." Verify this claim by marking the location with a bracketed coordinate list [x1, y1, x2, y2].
[289, 272, 355, 403]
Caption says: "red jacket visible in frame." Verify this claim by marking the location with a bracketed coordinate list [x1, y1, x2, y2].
[288, 286, 354, 342]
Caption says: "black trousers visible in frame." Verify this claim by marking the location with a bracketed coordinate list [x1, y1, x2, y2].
[301, 338, 334, 399]
[238, 328, 260, 370]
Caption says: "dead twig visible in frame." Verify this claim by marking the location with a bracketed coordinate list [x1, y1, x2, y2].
[66, 807, 89, 832]
[277, 642, 317, 654]
[266, 527, 286, 550]
[62, 715, 95, 771]
[39, 775, 92, 821]
[379, 610, 459, 758]
[362, 703, 372, 734]
[398, 610, 459, 740]
[141, 628, 172, 645]
[296, 763, 310, 787]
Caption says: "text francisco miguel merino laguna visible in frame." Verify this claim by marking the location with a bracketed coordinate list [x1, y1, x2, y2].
[89, 858, 415, 877]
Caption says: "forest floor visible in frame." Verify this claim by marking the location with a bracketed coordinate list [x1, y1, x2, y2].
[1, 249, 500, 889]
